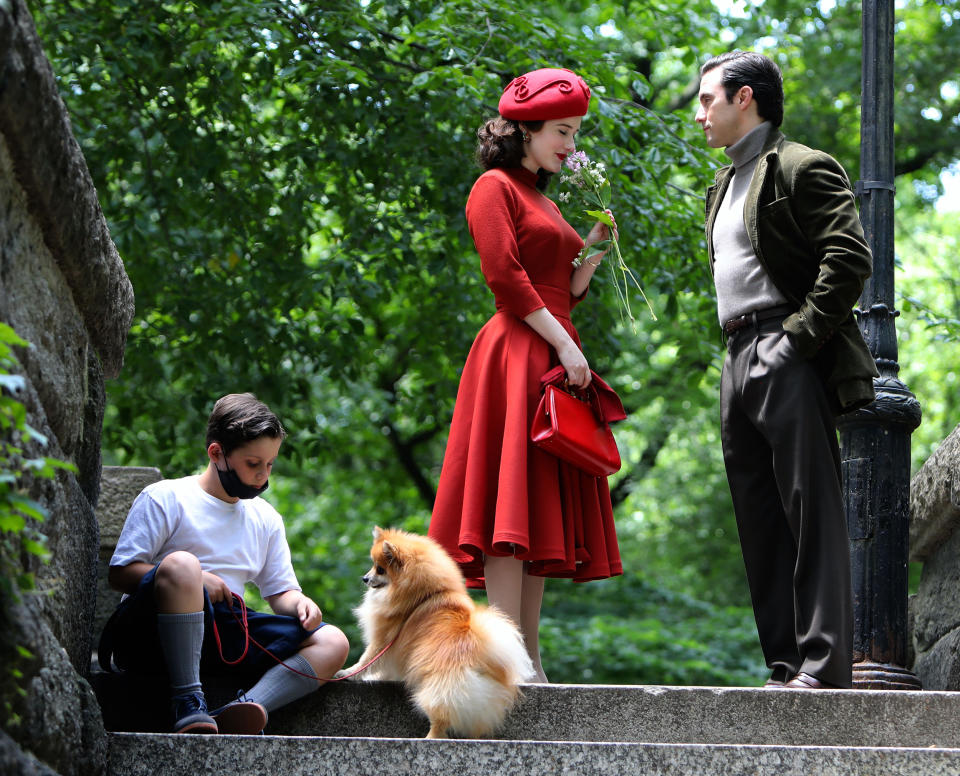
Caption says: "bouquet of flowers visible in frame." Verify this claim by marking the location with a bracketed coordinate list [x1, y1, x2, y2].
[560, 151, 656, 326]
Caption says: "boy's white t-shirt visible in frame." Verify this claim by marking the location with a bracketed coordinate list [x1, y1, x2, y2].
[110, 475, 301, 599]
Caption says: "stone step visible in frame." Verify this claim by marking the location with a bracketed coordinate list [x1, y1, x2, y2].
[275, 681, 960, 747]
[106, 732, 960, 776]
[94, 676, 960, 749]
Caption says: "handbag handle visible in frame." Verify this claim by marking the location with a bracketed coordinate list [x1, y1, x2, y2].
[539, 364, 625, 425]
[543, 371, 607, 425]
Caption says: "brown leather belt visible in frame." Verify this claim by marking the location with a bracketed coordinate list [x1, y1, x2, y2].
[722, 305, 794, 335]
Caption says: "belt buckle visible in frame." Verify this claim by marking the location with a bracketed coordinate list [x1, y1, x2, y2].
[724, 309, 766, 335]
[724, 315, 747, 335]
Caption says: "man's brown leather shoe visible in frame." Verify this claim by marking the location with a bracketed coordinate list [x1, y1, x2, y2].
[784, 672, 841, 689]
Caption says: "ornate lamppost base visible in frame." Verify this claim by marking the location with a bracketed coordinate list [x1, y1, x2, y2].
[841, 373, 922, 692]
[852, 660, 922, 690]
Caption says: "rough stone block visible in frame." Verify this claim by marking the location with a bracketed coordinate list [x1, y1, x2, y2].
[0, 134, 88, 463]
[94, 466, 163, 642]
[97, 467, 163, 549]
[914, 628, 960, 692]
[0, 4, 131, 775]
[4, 372, 101, 678]
[0, 0, 133, 379]
[4, 597, 107, 776]
[913, 525, 960, 651]
[106, 730, 960, 776]
[910, 423, 960, 562]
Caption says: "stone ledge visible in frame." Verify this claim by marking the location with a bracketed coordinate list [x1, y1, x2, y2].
[97, 467, 163, 548]
[94, 466, 163, 642]
[107, 733, 960, 776]
[912, 522, 960, 652]
[911, 423, 960, 562]
[94, 676, 960, 749]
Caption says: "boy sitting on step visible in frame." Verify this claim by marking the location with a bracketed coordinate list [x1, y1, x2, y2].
[99, 393, 349, 734]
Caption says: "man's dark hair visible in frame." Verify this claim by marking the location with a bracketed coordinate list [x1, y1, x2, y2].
[700, 51, 784, 128]
[206, 393, 286, 454]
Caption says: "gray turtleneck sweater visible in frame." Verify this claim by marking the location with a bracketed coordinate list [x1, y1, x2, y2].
[712, 121, 788, 324]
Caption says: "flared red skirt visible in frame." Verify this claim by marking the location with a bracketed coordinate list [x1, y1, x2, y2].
[428, 311, 622, 587]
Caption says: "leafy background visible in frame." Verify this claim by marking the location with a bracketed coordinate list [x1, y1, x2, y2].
[24, 0, 960, 685]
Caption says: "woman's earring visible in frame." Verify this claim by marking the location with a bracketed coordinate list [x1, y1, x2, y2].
[522, 130, 530, 143]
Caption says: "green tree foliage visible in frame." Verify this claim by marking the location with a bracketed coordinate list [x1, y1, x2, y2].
[710, 0, 960, 180]
[541, 571, 764, 685]
[896, 188, 960, 466]
[32, 0, 720, 472]
[29, 0, 960, 684]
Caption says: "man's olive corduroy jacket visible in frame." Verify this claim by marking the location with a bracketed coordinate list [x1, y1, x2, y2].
[705, 130, 879, 414]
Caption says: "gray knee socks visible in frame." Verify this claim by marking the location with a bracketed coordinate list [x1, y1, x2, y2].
[157, 611, 204, 694]
[243, 653, 319, 712]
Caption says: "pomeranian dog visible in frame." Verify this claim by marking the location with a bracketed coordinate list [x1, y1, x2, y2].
[336, 527, 534, 738]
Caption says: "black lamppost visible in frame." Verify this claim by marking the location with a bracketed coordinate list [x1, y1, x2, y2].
[836, 0, 922, 689]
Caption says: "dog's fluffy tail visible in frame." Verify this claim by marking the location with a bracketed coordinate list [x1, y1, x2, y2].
[472, 605, 536, 685]
[413, 605, 535, 738]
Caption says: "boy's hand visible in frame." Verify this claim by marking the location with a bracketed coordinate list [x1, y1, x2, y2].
[202, 571, 233, 604]
[265, 589, 324, 629]
[297, 595, 323, 631]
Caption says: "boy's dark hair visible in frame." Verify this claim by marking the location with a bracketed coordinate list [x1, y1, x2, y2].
[206, 393, 286, 454]
[700, 51, 784, 128]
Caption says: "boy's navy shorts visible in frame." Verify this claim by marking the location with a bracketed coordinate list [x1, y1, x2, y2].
[98, 564, 323, 677]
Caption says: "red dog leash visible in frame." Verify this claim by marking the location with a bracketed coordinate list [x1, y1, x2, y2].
[211, 592, 397, 682]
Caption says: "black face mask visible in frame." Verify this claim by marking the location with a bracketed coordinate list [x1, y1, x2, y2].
[216, 458, 268, 500]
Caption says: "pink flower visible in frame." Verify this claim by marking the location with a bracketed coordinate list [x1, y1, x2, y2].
[559, 151, 657, 326]
[564, 151, 589, 172]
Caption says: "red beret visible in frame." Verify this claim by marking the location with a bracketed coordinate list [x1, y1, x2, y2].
[498, 68, 591, 121]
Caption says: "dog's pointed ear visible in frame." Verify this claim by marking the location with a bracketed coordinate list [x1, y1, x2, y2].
[373, 526, 383, 542]
[381, 540, 403, 568]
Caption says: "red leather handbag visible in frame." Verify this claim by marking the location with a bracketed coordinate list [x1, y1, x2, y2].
[530, 367, 624, 477]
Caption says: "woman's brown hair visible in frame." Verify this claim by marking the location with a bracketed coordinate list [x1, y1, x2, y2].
[475, 117, 551, 190]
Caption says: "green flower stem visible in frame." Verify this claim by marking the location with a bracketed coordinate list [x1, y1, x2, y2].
[588, 185, 657, 327]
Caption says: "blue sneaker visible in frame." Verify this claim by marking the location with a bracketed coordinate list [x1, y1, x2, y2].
[210, 692, 268, 735]
[171, 691, 218, 734]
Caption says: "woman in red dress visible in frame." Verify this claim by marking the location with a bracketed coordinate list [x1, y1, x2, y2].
[428, 68, 622, 682]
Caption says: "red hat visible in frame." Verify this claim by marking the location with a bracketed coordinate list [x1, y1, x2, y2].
[498, 68, 591, 121]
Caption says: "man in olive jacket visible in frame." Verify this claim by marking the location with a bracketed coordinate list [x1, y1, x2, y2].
[696, 51, 878, 690]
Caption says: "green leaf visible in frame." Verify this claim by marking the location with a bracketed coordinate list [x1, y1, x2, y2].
[584, 209, 615, 227]
[8, 495, 47, 521]
[22, 539, 49, 559]
[0, 323, 28, 348]
[0, 513, 26, 532]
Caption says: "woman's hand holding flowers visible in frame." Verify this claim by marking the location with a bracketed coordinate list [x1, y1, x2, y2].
[582, 209, 618, 263]
[561, 152, 656, 327]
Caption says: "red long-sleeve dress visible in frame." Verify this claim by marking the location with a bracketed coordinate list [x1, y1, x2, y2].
[428, 165, 622, 587]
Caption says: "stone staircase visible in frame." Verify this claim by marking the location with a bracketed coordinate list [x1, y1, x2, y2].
[92, 465, 960, 774]
[98, 679, 960, 775]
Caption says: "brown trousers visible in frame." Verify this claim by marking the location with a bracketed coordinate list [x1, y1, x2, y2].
[720, 315, 853, 687]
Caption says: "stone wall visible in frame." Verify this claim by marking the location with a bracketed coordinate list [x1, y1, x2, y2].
[0, 1, 134, 774]
[910, 423, 960, 690]
[94, 467, 162, 643]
